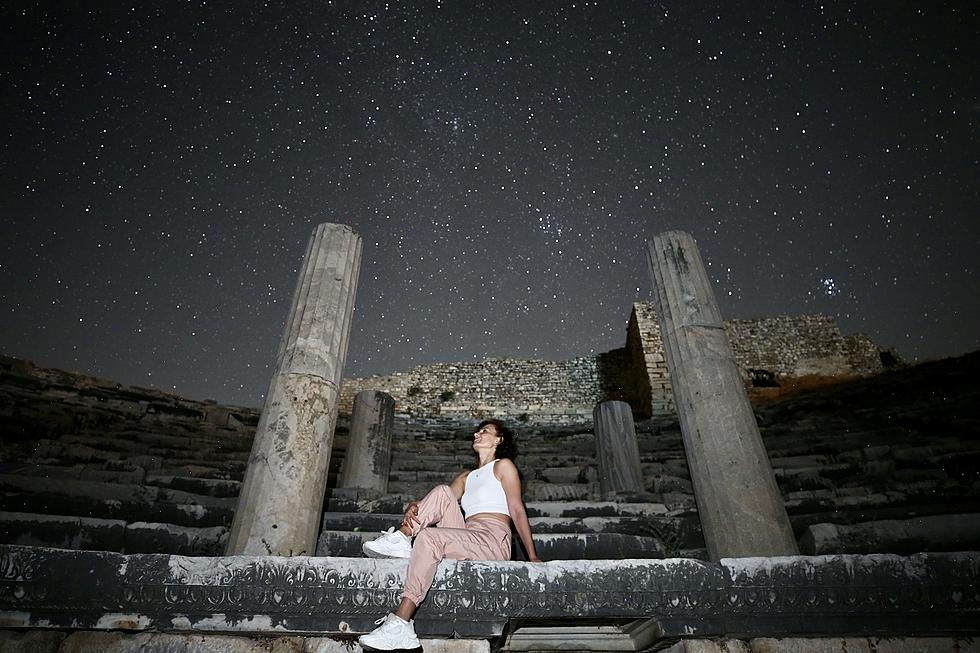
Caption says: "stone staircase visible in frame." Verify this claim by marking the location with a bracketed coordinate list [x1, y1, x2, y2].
[2, 352, 980, 561]
[318, 421, 699, 560]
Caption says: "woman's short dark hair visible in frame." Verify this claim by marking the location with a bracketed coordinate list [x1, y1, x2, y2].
[479, 419, 518, 461]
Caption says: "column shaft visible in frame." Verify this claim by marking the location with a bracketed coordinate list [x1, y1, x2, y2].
[339, 390, 395, 494]
[226, 223, 362, 556]
[646, 231, 797, 560]
[593, 400, 644, 495]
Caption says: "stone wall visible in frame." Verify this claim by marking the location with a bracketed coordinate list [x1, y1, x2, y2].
[628, 302, 672, 415]
[724, 314, 879, 378]
[339, 357, 600, 424]
[340, 304, 887, 421]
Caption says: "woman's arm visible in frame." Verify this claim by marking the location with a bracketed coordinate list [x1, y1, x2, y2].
[496, 458, 542, 562]
[449, 471, 468, 500]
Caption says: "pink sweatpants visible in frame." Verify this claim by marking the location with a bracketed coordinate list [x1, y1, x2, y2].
[401, 484, 512, 605]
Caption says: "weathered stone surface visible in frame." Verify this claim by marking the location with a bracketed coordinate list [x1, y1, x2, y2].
[315, 529, 670, 560]
[630, 638, 979, 653]
[501, 618, 661, 651]
[659, 640, 751, 653]
[0, 630, 65, 653]
[747, 637, 980, 653]
[338, 390, 394, 494]
[800, 513, 980, 555]
[593, 401, 644, 495]
[227, 224, 361, 556]
[0, 474, 235, 527]
[58, 631, 308, 653]
[49, 631, 491, 653]
[647, 231, 798, 560]
[2, 545, 978, 639]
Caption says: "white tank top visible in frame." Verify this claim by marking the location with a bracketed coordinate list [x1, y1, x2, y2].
[460, 460, 510, 518]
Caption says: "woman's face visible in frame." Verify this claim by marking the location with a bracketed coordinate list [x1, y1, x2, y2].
[472, 423, 501, 454]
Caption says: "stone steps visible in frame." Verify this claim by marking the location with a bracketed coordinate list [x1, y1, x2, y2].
[144, 474, 242, 498]
[0, 462, 147, 485]
[801, 513, 980, 555]
[49, 433, 252, 459]
[319, 510, 701, 542]
[0, 473, 235, 528]
[1, 352, 979, 562]
[26, 441, 250, 477]
[315, 528, 679, 560]
[0, 511, 226, 555]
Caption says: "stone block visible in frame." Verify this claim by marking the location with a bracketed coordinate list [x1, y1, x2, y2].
[0, 630, 65, 653]
[0, 511, 126, 551]
[3, 545, 979, 640]
[502, 618, 661, 651]
[800, 513, 980, 555]
[871, 637, 980, 652]
[660, 640, 751, 653]
[747, 638, 974, 653]
[749, 638, 870, 653]
[58, 631, 307, 652]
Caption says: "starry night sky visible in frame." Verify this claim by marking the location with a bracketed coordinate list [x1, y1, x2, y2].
[3, 2, 977, 407]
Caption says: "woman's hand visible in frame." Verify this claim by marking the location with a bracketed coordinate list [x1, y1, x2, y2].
[401, 501, 420, 531]
[528, 555, 543, 563]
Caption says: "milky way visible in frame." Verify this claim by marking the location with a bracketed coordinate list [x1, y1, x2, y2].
[2, 2, 977, 406]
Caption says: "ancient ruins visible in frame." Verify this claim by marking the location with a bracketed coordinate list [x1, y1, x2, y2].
[338, 307, 888, 424]
[0, 225, 977, 652]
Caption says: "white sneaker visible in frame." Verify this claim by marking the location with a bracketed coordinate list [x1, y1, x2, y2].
[362, 527, 412, 559]
[358, 613, 422, 652]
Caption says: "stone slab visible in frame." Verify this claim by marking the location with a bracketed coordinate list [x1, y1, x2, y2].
[800, 513, 980, 555]
[659, 640, 751, 653]
[0, 630, 66, 653]
[1, 545, 978, 640]
[315, 529, 669, 560]
[747, 637, 979, 652]
[47, 631, 491, 652]
[502, 618, 661, 651]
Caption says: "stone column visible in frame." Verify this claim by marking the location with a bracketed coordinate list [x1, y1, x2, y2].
[646, 230, 797, 560]
[593, 400, 644, 495]
[338, 390, 395, 494]
[226, 223, 362, 556]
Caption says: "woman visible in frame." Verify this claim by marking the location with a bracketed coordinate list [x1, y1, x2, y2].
[358, 419, 542, 652]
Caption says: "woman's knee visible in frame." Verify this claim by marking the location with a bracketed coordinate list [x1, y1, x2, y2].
[412, 528, 440, 555]
[423, 484, 452, 500]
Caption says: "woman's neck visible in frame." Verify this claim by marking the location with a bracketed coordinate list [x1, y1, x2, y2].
[476, 451, 496, 468]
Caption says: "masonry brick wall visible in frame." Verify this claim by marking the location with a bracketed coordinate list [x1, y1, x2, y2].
[340, 303, 886, 421]
[339, 357, 600, 424]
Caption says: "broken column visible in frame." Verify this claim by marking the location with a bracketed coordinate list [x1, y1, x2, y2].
[646, 230, 797, 560]
[593, 400, 644, 495]
[338, 390, 395, 494]
[226, 223, 362, 556]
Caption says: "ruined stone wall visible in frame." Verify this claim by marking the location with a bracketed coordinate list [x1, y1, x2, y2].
[844, 333, 887, 375]
[726, 314, 883, 378]
[629, 303, 673, 414]
[341, 305, 886, 421]
[339, 357, 600, 424]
